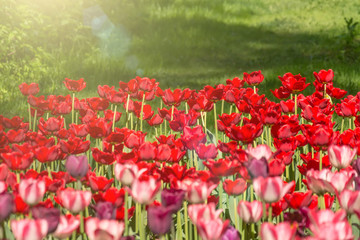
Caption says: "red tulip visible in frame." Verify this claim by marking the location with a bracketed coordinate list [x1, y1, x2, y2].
[313, 69, 334, 84]
[279, 72, 310, 93]
[138, 142, 157, 161]
[284, 191, 313, 209]
[88, 175, 114, 192]
[19, 82, 40, 96]
[195, 143, 218, 160]
[253, 177, 295, 203]
[63, 78, 86, 92]
[223, 178, 247, 196]
[92, 148, 115, 165]
[1, 152, 33, 171]
[243, 70, 264, 86]
[237, 200, 263, 223]
[87, 118, 112, 139]
[270, 86, 291, 100]
[203, 85, 224, 102]
[227, 123, 263, 144]
[58, 188, 92, 214]
[60, 137, 90, 155]
[11, 219, 48, 240]
[34, 145, 59, 163]
[85, 218, 124, 240]
[2, 116, 24, 129]
[181, 126, 206, 150]
[260, 222, 297, 240]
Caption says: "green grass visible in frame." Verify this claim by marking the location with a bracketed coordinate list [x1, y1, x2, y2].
[1, 0, 360, 116]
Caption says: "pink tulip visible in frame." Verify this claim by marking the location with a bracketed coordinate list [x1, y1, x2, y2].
[188, 203, 222, 224]
[188, 203, 228, 240]
[128, 176, 161, 204]
[338, 189, 360, 216]
[11, 219, 48, 240]
[306, 169, 334, 194]
[19, 178, 46, 206]
[59, 188, 92, 214]
[114, 162, 146, 186]
[85, 218, 124, 240]
[177, 179, 218, 204]
[245, 144, 273, 161]
[0, 181, 6, 194]
[237, 200, 263, 223]
[260, 222, 297, 240]
[330, 169, 357, 194]
[308, 209, 353, 240]
[53, 214, 80, 239]
[328, 145, 357, 169]
[253, 177, 294, 203]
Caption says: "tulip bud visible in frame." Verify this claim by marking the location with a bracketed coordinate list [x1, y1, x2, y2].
[161, 188, 185, 212]
[0, 193, 14, 221]
[32, 206, 60, 234]
[65, 155, 88, 179]
[221, 226, 241, 240]
[59, 188, 92, 214]
[147, 206, 173, 235]
[19, 179, 46, 206]
[93, 202, 116, 220]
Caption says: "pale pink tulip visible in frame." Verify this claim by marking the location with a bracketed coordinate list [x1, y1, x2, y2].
[11, 219, 48, 240]
[177, 179, 218, 204]
[52, 215, 80, 239]
[85, 218, 124, 240]
[19, 178, 46, 206]
[253, 177, 294, 203]
[128, 176, 161, 204]
[245, 144, 273, 161]
[114, 162, 146, 186]
[59, 188, 92, 214]
[328, 145, 357, 169]
[338, 189, 360, 216]
[260, 222, 297, 240]
[237, 200, 263, 223]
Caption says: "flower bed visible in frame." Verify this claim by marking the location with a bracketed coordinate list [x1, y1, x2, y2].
[0, 69, 359, 239]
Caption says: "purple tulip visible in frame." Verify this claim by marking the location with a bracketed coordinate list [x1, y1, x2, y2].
[284, 210, 308, 237]
[354, 176, 360, 191]
[0, 193, 14, 222]
[93, 202, 116, 220]
[65, 155, 89, 179]
[32, 206, 60, 234]
[161, 188, 185, 212]
[352, 158, 360, 175]
[221, 226, 241, 240]
[147, 205, 173, 236]
[245, 157, 269, 179]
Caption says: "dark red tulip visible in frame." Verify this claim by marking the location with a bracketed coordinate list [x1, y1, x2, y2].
[86, 97, 109, 112]
[32, 206, 60, 234]
[195, 143, 218, 160]
[6, 129, 26, 143]
[147, 205, 173, 235]
[87, 118, 112, 139]
[93, 201, 116, 220]
[2, 116, 24, 129]
[63, 78, 86, 92]
[19, 82, 40, 96]
[243, 70, 264, 86]
[92, 148, 115, 165]
[161, 188, 185, 212]
[60, 137, 90, 155]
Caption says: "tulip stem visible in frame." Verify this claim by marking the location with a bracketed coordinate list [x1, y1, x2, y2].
[214, 102, 218, 143]
[140, 92, 146, 132]
[262, 202, 266, 219]
[16, 172, 20, 183]
[319, 150, 323, 171]
[47, 165, 52, 180]
[33, 109, 37, 132]
[136, 202, 140, 234]
[28, 103, 32, 131]
[268, 205, 272, 222]
[218, 178, 223, 216]
[184, 202, 189, 240]
[72, 92, 75, 124]
[112, 105, 117, 132]
[124, 191, 129, 235]
[349, 117, 352, 130]
[294, 94, 298, 116]
[341, 118, 344, 133]
[80, 211, 84, 234]
[234, 197, 239, 231]
[176, 210, 182, 239]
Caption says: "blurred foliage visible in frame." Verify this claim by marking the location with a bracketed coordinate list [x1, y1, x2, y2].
[1, 0, 360, 116]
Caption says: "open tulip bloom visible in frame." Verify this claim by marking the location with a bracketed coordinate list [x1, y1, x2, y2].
[1, 70, 360, 239]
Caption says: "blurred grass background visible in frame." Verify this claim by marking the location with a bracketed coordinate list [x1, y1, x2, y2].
[1, 0, 360, 116]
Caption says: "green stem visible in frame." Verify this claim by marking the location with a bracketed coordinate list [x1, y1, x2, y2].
[214, 102, 218, 144]
[125, 94, 130, 129]
[28, 103, 32, 131]
[47, 165, 52, 180]
[268, 205, 272, 222]
[234, 197, 239, 231]
[140, 92, 146, 132]
[72, 92, 75, 124]
[177, 210, 182, 239]
[294, 94, 298, 116]
[218, 177, 223, 215]
[319, 150, 323, 171]
[112, 105, 117, 132]
[33, 109, 37, 132]
[124, 191, 129, 235]
[184, 202, 189, 240]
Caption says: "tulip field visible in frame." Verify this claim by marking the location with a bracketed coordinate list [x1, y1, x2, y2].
[1, 70, 360, 240]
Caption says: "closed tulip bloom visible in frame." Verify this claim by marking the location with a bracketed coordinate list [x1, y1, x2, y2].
[11, 219, 48, 240]
[197, 218, 229, 240]
[128, 176, 161, 204]
[19, 179, 46, 206]
[85, 218, 124, 240]
[188, 203, 222, 225]
[65, 155, 89, 179]
[32, 206, 60, 234]
[161, 188, 185, 212]
[328, 145, 357, 169]
[114, 163, 146, 186]
[94, 201, 116, 220]
[0, 193, 14, 221]
[147, 205, 173, 235]
[59, 188, 92, 214]
[221, 226, 241, 240]
[338, 190, 360, 216]
[306, 169, 334, 195]
[53, 214, 80, 239]
[253, 177, 295, 203]
[245, 157, 269, 179]
[260, 222, 297, 240]
[237, 200, 263, 223]
[178, 179, 218, 204]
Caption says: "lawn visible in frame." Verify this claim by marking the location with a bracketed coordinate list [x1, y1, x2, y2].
[1, 0, 360, 116]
